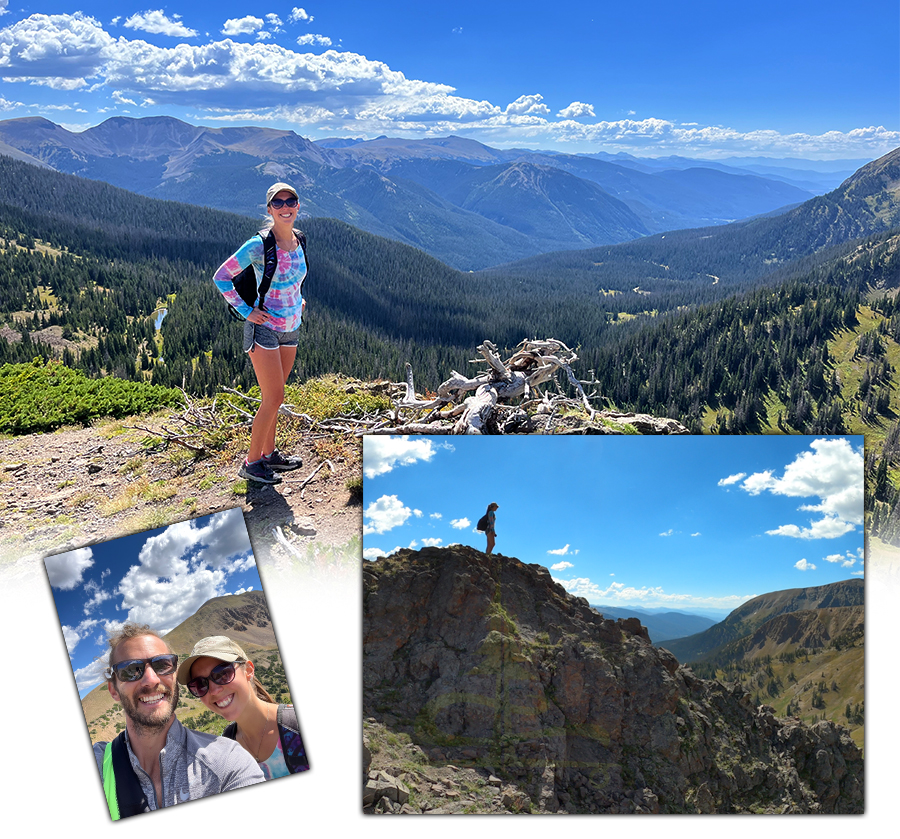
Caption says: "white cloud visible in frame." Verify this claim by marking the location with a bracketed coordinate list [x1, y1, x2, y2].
[718, 472, 746, 486]
[61, 625, 81, 654]
[110, 510, 253, 634]
[364, 495, 414, 535]
[1, 14, 897, 159]
[61, 617, 100, 655]
[659, 529, 675, 537]
[421, 538, 443, 547]
[430, 513, 442, 520]
[364, 436, 436, 478]
[117, 556, 227, 634]
[691, 532, 701, 537]
[0, 13, 114, 83]
[551, 560, 574, 571]
[850, 569, 864, 576]
[739, 439, 863, 540]
[553, 575, 757, 611]
[222, 16, 264, 36]
[297, 34, 332, 47]
[794, 558, 816, 571]
[766, 516, 856, 540]
[73, 654, 111, 691]
[123, 11, 197, 38]
[557, 101, 595, 119]
[45, 547, 94, 590]
[548, 544, 571, 555]
[363, 545, 402, 561]
[823, 551, 857, 568]
[266, 14, 283, 30]
[137, 509, 252, 573]
[450, 517, 470, 529]
[505, 93, 550, 115]
[83, 579, 112, 613]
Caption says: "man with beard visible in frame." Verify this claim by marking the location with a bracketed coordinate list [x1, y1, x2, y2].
[93, 623, 264, 819]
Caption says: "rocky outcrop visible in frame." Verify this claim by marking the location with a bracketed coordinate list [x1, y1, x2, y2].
[363, 546, 863, 814]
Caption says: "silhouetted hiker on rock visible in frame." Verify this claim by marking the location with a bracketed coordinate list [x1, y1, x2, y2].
[483, 502, 499, 554]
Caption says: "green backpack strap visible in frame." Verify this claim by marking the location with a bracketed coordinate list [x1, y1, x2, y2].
[103, 732, 150, 819]
[102, 742, 120, 820]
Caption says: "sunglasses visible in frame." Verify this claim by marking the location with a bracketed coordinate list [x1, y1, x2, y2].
[269, 197, 298, 209]
[187, 660, 242, 698]
[106, 654, 178, 682]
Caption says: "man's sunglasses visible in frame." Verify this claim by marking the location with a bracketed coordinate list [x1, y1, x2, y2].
[106, 654, 178, 682]
[187, 660, 241, 698]
[269, 197, 298, 209]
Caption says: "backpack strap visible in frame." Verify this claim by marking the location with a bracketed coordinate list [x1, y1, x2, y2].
[222, 721, 238, 740]
[256, 230, 279, 311]
[104, 732, 150, 819]
[276, 704, 310, 774]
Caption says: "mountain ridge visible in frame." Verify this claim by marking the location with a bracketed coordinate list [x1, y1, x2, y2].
[663, 579, 864, 662]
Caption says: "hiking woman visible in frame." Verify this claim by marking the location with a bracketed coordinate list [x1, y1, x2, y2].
[213, 182, 307, 484]
[485, 502, 499, 554]
[177, 636, 309, 780]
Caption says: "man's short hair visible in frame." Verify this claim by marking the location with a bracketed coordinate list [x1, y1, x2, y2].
[107, 622, 174, 675]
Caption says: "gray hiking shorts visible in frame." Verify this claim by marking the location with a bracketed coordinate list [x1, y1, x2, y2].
[243, 322, 300, 353]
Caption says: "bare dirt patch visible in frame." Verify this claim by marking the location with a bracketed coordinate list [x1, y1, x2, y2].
[0, 416, 362, 572]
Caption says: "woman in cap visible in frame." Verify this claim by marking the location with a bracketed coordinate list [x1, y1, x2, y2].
[485, 502, 499, 554]
[177, 636, 309, 779]
[213, 182, 307, 485]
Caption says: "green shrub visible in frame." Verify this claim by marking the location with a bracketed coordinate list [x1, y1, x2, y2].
[0, 358, 183, 434]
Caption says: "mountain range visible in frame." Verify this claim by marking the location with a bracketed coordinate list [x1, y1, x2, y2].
[0, 115, 820, 270]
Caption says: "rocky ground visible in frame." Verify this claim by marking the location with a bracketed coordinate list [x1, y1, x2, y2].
[0, 414, 361, 574]
[365, 718, 546, 814]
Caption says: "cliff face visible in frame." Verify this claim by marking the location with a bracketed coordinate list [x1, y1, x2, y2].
[363, 546, 863, 814]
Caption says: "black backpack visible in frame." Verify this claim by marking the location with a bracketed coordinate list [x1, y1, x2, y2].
[227, 229, 307, 321]
[476, 513, 490, 532]
[223, 704, 309, 774]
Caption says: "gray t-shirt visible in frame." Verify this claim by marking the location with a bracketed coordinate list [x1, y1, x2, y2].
[94, 717, 264, 811]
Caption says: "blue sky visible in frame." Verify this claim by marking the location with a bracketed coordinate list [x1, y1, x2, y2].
[0, 1, 896, 159]
[43, 507, 261, 695]
[362, 435, 865, 616]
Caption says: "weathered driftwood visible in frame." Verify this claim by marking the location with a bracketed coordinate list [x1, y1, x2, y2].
[384, 338, 604, 435]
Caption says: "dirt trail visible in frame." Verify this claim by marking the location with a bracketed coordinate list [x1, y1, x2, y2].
[0, 418, 361, 571]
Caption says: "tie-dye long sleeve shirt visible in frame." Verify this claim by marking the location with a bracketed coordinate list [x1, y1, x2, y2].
[213, 233, 307, 332]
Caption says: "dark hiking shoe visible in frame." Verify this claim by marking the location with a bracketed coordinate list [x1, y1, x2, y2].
[239, 459, 282, 484]
[264, 449, 303, 472]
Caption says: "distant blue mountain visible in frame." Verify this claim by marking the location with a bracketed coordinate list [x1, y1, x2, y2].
[590, 604, 717, 644]
[0, 115, 826, 270]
